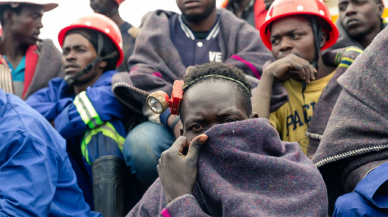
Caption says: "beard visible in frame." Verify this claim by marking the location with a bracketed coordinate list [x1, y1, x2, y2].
[182, 2, 216, 23]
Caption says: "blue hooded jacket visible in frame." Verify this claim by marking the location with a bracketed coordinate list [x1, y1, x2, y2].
[0, 88, 101, 217]
[26, 70, 127, 209]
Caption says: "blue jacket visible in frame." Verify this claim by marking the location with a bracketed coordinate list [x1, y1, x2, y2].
[26, 70, 127, 209]
[0, 88, 101, 217]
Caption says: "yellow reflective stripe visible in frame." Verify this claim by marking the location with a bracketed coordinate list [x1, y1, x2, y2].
[81, 122, 125, 165]
[335, 51, 343, 65]
[338, 63, 350, 68]
[345, 47, 363, 54]
[74, 91, 104, 129]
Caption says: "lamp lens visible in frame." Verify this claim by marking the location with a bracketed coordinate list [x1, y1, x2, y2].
[148, 97, 163, 113]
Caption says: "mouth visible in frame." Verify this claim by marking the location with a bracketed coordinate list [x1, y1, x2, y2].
[64, 65, 80, 74]
[346, 19, 361, 28]
[184, 0, 200, 8]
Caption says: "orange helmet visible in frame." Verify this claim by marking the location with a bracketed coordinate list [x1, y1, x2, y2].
[58, 13, 124, 67]
[116, 0, 125, 5]
[260, 0, 339, 51]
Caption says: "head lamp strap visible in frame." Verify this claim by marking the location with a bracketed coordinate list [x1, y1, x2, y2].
[65, 33, 118, 86]
[311, 17, 323, 70]
[182, 74, 250, 95]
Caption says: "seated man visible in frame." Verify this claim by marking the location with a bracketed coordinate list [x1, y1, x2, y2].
[252, 0, 362, 156]
[0, 87, 100, 216]
[0, 0, 64, 99]
[26, 14, 127, 209]
[112, 0, 280, 187]
[128, 62, 327, 217]
[313, 25, 388, 215]
[330, 0, 386, 50]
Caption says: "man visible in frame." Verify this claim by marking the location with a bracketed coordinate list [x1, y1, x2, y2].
[330, 0, 386, 50]
[127, 62, 327, 217]
[221, 0, 274, 30]
[0, 87, 100, 217]
[0, 0, 63, 99]
[26, 13, 128, 210]
[312, 26, 388, 215]
[90, 0, 136, 72]
[112, 0, 278, 187]
[252, 0, 362, 156]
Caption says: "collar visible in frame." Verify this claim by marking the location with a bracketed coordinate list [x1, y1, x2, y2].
[178, 15, 220, 40]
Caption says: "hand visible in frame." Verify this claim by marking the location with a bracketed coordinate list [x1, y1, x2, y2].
[167, 115, 183, 139]
[157, 134, 208, 204]
[263, 53, 317, 83]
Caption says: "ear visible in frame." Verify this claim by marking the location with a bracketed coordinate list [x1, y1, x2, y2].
[98, 60, 107, 68]
[377, 3, 384, 17]
[251, 112, 259, 119]
[3, 9, 14, 26]
[320, 31, 327, 49]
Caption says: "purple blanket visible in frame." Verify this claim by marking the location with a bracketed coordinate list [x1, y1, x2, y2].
[128, 119, 327, 216]
[111, 9, 287, 114]
[313, 27, 388, 212]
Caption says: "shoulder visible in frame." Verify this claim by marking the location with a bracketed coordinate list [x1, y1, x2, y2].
[1, 93, 67, 158]
[334, 192, 370, 217]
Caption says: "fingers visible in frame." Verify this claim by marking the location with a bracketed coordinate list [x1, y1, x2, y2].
[170, 136, 190, 154]
[289, 55, 317, 83]
[187, 134, 208, 164]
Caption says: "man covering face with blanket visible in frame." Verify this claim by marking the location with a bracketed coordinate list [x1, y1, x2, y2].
[127, 62, 328, 217]
[112, 0, 284, 188]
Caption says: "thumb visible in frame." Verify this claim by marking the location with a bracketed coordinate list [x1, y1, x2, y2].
[187, 134, 208, 160]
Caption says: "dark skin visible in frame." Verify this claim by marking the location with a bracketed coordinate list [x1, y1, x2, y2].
[252, 16, 336, 120]
[0, 4, 43, 69]
[61, 34, 107, 95]
[90, 0, 125, 27]
[229, 0, 251, 18]
[176, 0, 217, 31]
[157, 81, 257, 204]
[339, 0, 383, 48]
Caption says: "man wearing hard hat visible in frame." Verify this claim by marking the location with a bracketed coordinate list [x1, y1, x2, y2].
[0, 0, 63, 99]
[26, 13, 129, 214]
[90, 0, 137, 72]
[251, 0, 362, 157]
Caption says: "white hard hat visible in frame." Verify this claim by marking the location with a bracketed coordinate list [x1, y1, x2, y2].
[0, 0, 58, 12]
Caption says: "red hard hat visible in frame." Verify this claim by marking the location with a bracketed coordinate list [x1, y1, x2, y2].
[116, 0, 125, 5]
[260, 0, 339, 51]
[58, 13, 124, 67]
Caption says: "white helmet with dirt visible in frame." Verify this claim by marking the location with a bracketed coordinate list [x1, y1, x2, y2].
[0, 0, 58, 12]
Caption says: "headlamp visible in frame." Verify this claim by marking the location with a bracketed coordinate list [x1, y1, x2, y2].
[146, 80, 184, 115]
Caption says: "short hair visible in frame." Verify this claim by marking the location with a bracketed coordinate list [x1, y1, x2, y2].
[0, 4, 24, 26]
[181, 62, 252, 118]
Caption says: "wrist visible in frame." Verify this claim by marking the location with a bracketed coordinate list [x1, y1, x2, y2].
[262, 70, 275, 82]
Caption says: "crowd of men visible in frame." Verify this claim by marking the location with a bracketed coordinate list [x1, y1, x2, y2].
[0, 0, 387, 216]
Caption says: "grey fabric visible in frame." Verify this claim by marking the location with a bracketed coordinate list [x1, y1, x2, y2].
[24, 39, 64, 99]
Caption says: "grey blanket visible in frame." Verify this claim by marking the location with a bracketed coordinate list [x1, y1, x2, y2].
[313, 26, 388, 213]
[128, 118, 327, 216]
[112, 9, 287, 114]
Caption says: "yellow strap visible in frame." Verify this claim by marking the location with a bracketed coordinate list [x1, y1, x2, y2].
[345, 47, 363, 54]
[73, 91, 104, 129]
[81, 122, 125, 165]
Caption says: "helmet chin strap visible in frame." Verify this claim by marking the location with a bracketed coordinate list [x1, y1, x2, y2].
[311, 17, 323, 71]
[65, 33, 118, 87]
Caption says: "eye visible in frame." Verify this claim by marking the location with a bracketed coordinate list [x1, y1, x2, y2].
[271, 38, 280, 46]
[292, 33, 302, 39]
[223, 119, 238, 124]
[338, 3, 347, 11]
[355, 0, 366, 5]
[188, 124, 206, 131]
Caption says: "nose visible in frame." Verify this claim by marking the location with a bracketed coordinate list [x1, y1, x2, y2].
[279, 37, 293, 53]
[345, 3, 357, 16]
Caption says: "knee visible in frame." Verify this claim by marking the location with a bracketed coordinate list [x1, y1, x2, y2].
[122, 121, 174, 185]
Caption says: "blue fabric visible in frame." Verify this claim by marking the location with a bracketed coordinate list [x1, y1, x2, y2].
[0, 88, 101, 217]
[333, 163, 388, 216]
[4, 55, 25, 82]
[123, 121, 175, 187]
[26, 70, 127, 209]
[160, 109, 171, 127]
